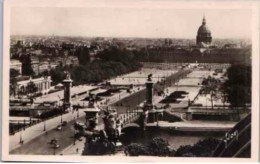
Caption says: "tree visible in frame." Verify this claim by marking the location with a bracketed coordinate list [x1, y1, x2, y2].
[201, 76, 220, 109]
[77, 47, 90, 65]
[124, 137, 175, 156]
[125, 143, 149, 156]
[191, 138, 220, 157]
[10, 77, 18, 97]
[21, 55, 35, 76]
[224, 64, 251, 114]
[26, 81, 38, 97]
[10, 69, 20, 78]
[175, 138, 220, 157]
[50, 67, 66, 85]
[175, 145, 193, 157]
[148, 137, 171, 156]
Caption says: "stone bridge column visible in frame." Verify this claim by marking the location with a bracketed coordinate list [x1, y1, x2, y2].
[84, 108, 100, 131]
[63, 73, 73, 111]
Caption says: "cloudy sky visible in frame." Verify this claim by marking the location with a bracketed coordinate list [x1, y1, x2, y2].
[11, 7, 252, 39]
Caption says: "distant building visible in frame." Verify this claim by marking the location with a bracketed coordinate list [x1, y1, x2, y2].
[49, 62, 58, 70]
[66, 56, 79, 66]
[56, 56, 79, 67]
[142, 15, 251, 64]
[30, 50, 43, 56]
[10, 59, 22, 74]
[89, 51, 97, 62]
[223, 44, 241, 49]
[16, 76, 52, 95]
[39, 61, 50, 74]
[16, 40, 25, 48]
[196, 15, 212, 46]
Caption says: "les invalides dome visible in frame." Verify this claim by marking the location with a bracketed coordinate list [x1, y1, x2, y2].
[196, 15, 212, 46]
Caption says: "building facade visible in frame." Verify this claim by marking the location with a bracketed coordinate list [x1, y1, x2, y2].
[10, 59, 22, 74]
[17, 76, 52, 96]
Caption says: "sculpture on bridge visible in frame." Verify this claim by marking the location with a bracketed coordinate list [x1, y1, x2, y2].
[64, 71, 71, 80]
[88, 92, 95, 108]
[102, 109, 120, 143]
[73, 106, 120, 155]
[74, 121, 116, 155]
[148, 73, 153, 81]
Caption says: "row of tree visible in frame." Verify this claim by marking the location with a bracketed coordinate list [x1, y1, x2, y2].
[50, 46, 142, 85]
[224, 64, 251, 108]
[200, 64, 251, 111]
[124, 137, 220, 157]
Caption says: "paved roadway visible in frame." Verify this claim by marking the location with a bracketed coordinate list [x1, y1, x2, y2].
[9, 109, 86, 151]
[9, 86, 144, 154]
[10, 115, 86, 155]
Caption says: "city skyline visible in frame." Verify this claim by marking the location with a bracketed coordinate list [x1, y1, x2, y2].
[4, 0, 258, 162]
[11, 7, 252, 39]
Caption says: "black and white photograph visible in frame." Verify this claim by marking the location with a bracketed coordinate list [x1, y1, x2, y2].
[2, 0, 259, 162]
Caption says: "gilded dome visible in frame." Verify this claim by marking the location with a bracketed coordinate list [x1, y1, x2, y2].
[196, 15, 212, 46]
[197, 24, 211, 35]
[197, 16, 211, 36]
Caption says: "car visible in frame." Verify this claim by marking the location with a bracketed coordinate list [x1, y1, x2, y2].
[56, 125, 62, 131]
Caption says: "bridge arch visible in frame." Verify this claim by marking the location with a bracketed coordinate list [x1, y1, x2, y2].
[121, 123, 141, 133]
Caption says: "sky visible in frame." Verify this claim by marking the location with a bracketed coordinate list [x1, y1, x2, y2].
[10, 7, 252, 39]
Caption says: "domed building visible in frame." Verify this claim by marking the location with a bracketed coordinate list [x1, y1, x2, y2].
[196, 15, 212, 47]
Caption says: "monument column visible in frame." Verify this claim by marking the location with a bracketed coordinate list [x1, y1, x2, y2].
[63, 72, 73, 111]
[146, 75, 153, 105]
[141, 74, 156, 128]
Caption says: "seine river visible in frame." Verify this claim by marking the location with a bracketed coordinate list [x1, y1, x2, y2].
[120, 128, 224, 150]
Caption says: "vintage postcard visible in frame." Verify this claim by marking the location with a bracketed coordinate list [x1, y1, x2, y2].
[2, 0, 259, 162]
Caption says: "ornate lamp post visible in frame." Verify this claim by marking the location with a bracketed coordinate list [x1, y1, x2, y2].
[73, 117, 76, 145]
[20, 130, 23, 144]
[19, 121, 24, 144]
[50, 138, 59, 155]
[43, 119, 46, 131]
[60, 112, 63, 123]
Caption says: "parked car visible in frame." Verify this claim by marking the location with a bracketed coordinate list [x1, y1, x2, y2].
[56, 125, 62, 131]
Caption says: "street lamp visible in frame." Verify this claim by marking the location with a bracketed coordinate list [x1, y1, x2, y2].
[23, 119, 26, 130]
[43, 119, 46, 131]
[60, 110, 63, 123]
[20, 130, 23, 144]
[156, 113, 159, 127]
[73, 117, 76, 145]
[19, 121, 24, 144]
[50, 138, 59, 155]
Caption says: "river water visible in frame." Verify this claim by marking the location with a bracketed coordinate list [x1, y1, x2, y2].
[120, 128, 224, 150]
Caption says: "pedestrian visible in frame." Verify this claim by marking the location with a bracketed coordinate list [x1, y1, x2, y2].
[76, 148, 79, 153]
